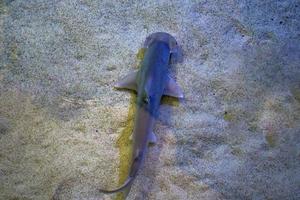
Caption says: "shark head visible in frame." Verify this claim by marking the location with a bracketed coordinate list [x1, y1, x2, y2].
[143, 32, 183, 64]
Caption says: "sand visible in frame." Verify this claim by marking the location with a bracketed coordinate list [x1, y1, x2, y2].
[0, 0, 299, 199]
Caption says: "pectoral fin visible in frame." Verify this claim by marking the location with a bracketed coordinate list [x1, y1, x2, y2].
[148, 131, 157, 144]
[114, 71, 138, 91]
[164, 76, 184, 98]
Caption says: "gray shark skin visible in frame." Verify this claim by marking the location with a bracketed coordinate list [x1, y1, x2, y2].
[99, 32, 183, 195]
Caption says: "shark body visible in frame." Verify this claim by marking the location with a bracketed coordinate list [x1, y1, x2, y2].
[99, 32, 183, 194]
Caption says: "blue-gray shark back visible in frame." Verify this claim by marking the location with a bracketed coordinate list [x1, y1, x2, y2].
[99, 32, 183, 195]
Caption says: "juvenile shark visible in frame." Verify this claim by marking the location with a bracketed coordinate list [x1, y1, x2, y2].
[99, 32, 183, 194]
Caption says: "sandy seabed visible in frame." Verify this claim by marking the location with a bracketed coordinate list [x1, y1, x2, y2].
[0, 1, 299, 200]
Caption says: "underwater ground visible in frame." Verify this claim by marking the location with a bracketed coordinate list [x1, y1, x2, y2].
[0, 0, 299, 199]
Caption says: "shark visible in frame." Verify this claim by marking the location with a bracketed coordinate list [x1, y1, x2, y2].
[99, 32, 184, 194]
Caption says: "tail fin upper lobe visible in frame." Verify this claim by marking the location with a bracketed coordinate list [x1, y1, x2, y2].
[99, 176, 134, 194]
[99, 151, 144, 194]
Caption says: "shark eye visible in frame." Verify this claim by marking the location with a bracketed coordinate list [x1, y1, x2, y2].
[170, 40, 177, 48]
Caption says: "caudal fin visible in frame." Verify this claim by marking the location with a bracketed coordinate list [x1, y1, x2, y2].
[99, 176, 134, 194]
[99, 149, 145, 194]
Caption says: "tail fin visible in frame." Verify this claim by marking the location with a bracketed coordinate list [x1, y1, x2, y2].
[99, 151, 144, 194]
[99, 176, 134, 194]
